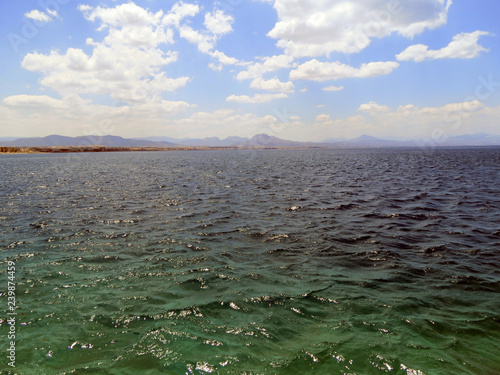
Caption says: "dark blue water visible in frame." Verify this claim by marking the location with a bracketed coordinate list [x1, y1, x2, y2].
[1, 148, 499, 374]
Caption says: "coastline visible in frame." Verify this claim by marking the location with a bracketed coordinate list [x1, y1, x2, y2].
[1, 145, 498, 154]
[0, 145, 315, 154]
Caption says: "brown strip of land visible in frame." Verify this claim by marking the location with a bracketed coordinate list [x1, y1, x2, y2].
[0, 145, 310, 154]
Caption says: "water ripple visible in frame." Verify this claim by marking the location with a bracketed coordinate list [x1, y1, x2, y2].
[1, 148, 499, 374]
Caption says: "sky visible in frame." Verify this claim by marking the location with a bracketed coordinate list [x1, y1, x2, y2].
[0, 0, 499, 142]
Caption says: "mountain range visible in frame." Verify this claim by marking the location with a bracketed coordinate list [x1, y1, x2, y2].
[0, 135, 177, 148]
[1, 133, 500, 148]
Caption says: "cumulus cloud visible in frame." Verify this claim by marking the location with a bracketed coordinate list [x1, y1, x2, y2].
[290, 59, 399, 82]
[267, 0, 453, 57]
[22, 46, 187, 104]
[4, 94, 66, 109]
[25, 9, 56, 22]
[396, 31, 491, 62]
[358, 101, 391, 113]
[2, 93, 192, 136]
[208, 63, 223, 71]
[315, 114, 331, 122]
[226, 93, 288, 103]
[3, 94, 191, 115]
[80, 3, 160, 27]
[204, 9, 234, 35]
[22, 3, 192, 104]
[250, 77, 295, 93]
[313, 99, 496, 140]
[323, 85, 344, 92]
[209, 49, 239, 65]
[79, 3, 173, 48]
[164, 109, 285, 139]
[179, 25, 216, 53]
[178, 9, 240, 66]
[179, 25, 240, 66]
[162, 2, 199, 27]
[236, 54, 295, 80]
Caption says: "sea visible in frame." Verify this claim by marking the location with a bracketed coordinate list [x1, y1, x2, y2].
[1, 147, 499, 374]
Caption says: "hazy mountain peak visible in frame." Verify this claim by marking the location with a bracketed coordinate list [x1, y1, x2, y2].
[355, 134, 380, 141]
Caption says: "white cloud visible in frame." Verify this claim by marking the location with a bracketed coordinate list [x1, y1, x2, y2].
[358, 101, 390, 113]
[22, 3, 191, 104]
[204, 9, 234, 35]
[179, 25, 240, 66]
[3, 94, 191, 116]
[208, 50, 239, 65]
[208, 63, 223, 71]
[312, 99, 497, 140]
[266, 0, 452, 57]
[396, 31, 491, 62]
[21, 46, 187, 104]
[79, 3, 161, 28]
[177, 9, 240, 66]
[162, 2, 199, 27]
[80, 3, 173, 48]
[2, 94, 192, 137]
[226, 93, 288, 103]
[357, 100, 486, 122]
[179, 25, 215, 53]
[290, 59, 399, 82]
[323, 85, 344, 92]
[25, 9, 54, 22]
[166, 109, 282, 139]
[315, 114, 331, 122]
[3, 94, 66, 109]
[236, 54, 295, 80]
[250, 77, 295, 93]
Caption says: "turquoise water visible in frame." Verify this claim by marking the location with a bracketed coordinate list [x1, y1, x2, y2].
[1, 148, 499, 374]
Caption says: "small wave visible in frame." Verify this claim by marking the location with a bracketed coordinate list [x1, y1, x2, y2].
[83, 255, 126, 263]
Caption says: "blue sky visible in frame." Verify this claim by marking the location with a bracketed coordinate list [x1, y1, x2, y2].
[0, 0, 499, 141]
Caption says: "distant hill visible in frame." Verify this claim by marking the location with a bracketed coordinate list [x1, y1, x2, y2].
[323, 137, 346, 143]
[322, 133, 500, 148]
[1, 133, 499, 149]
[324, 134, 410, 148]
[0, 137, 22, 142]
[135, 134, 322, 147]
[241, 134, 303, 147]
[0, 135, 178, 147]
[435, 133, 500, 146]
[346, 134, 399, 147]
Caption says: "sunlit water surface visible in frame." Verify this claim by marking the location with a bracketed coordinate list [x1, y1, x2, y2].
[1, 148, 499, 374]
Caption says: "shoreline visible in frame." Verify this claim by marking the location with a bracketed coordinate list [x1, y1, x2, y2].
[1, 144, 498, 155]
[0, 145, 318, 154]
